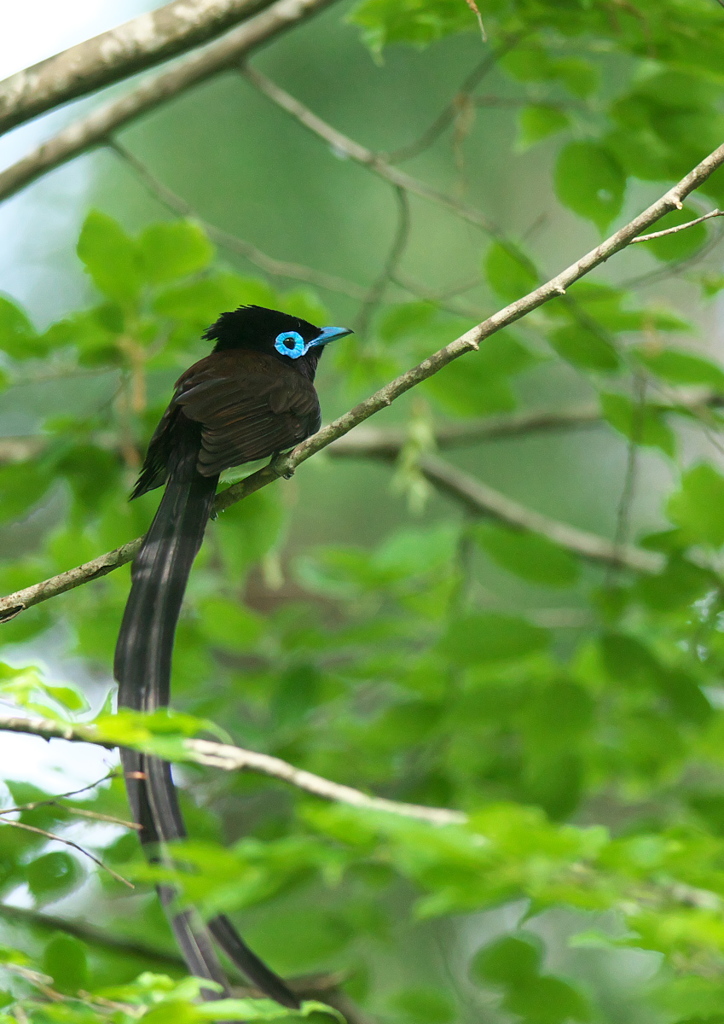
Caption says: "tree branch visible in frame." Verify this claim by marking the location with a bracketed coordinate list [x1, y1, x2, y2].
[1, 143, 723, 620]
[631, 209, 724, 243]
[110, 138, 369, 300]
[406, 455, 662, 573]
[0, 904, 184, 967]
[0, 0, 339, 205]
[0, 818, 133, 889]
[0, 0, 284, 138]
[241, 64, 500, 236]
[386, 36, 523, 164]
[0, 714, 467, 827]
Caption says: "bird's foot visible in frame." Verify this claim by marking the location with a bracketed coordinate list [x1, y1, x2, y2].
[269, 453, 295, 480]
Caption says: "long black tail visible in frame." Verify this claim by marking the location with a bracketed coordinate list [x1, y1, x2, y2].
[114, 436, 298, 1007]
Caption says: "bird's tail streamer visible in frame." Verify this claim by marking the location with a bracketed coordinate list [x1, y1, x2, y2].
[114, 437, 298, 1008]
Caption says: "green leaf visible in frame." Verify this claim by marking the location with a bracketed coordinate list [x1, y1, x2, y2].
[440, 613, 549, 665]
[485, 243, 538, 303]
[348, 0, 474, 55]
[0, 296, 43, 359]
[26, 851, 83, 904]
[548, 324, 620, 372]
[640, 205, 708, 262]
[139, 220, 215, 284]
[518, 105, 570, 149]
[388, 987, 455, 1024]
[549, 57, 597, 99]
[507, 975, 591, 1024]
[668, 463, 724, 546]
[42, 933, 89, 995]
[470, 934, 541, 986]
[634, 556, 715, 612]
[472, 523, 580, 587]
[600, 392, 676, 456]
[633, 347, 724, 390]
[555, 142, 625, 231]
[77, 210, 142, 304]
[153, 272, 271, 325]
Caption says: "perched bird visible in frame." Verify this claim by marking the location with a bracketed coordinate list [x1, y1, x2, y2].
[114, 305, 352, 1006]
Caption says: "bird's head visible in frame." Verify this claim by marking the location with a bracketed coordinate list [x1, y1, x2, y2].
[204, 305, 353, 370]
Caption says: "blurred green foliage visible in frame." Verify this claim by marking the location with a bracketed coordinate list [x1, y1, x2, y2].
[2, 0, 724, 1021]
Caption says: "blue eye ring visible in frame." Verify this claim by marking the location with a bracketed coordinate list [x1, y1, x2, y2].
[274, 330, 306, 359]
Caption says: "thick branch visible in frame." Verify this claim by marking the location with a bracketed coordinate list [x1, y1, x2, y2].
[0, 0, 338, 204]
[0, 0, 283, 137]
[0, 715, 466, 827]
[1, 143, 723, 620]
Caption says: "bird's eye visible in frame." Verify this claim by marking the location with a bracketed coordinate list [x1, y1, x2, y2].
[274, 331, 305, 358]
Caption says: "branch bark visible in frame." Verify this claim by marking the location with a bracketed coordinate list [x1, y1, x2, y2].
[0, 714, 467, 827]
[0, 0, 284, 138]
[1, 142, 723, 621]
[0, 0, 339, 204]
[329, 448, 663, 573]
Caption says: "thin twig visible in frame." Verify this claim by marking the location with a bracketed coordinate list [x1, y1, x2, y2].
[0, 714, 466, 826]
[0, 819, 134, 888]
[241, 64, 501, 238]
[355, 187, 411, 336]
[387, 38, 522, 164]
[605, 373, 645, 588]
[631, 209, 724, 243]
[0, 0, 339, 205]
[109, 139, 369, 301]
[1, 143, 723, 620]
[0, 770, 117, 814]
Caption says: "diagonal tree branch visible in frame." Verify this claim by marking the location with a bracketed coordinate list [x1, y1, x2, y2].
[0, 0, 339, 205]
[0, 714, 466, 827]
[329, 447, 663, 573]
[241, 64, 501, 237]
[0, 904, 185, 968]
[1, 142, 723, 622]
[0, 0, 283, 138]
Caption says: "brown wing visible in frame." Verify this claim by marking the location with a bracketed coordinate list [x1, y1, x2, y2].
[173, 352, 321, 477]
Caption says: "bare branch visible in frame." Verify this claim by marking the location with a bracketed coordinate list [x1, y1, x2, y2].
[330, 447, 661, 573]
[1, 818, 134, 888]
[185, 738, 467, 824]
[631, 209, 724, 243]
[0, 904, 184, 967]
[0, 0, 282, 137]
[354, 187, 411, 336]
[1, 143, 723, 620]
[0, 714, 466, 827]
[0, 0, 339, 205]
[109, 139, 368, 300]
[241, 64, 500, 236]
[387, 38, 522, 164]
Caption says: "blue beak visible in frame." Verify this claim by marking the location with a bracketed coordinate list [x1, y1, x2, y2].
[309, 325, 354, 348]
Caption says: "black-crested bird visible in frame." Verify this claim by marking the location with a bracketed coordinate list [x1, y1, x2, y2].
[114, 305, 352, 1006]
